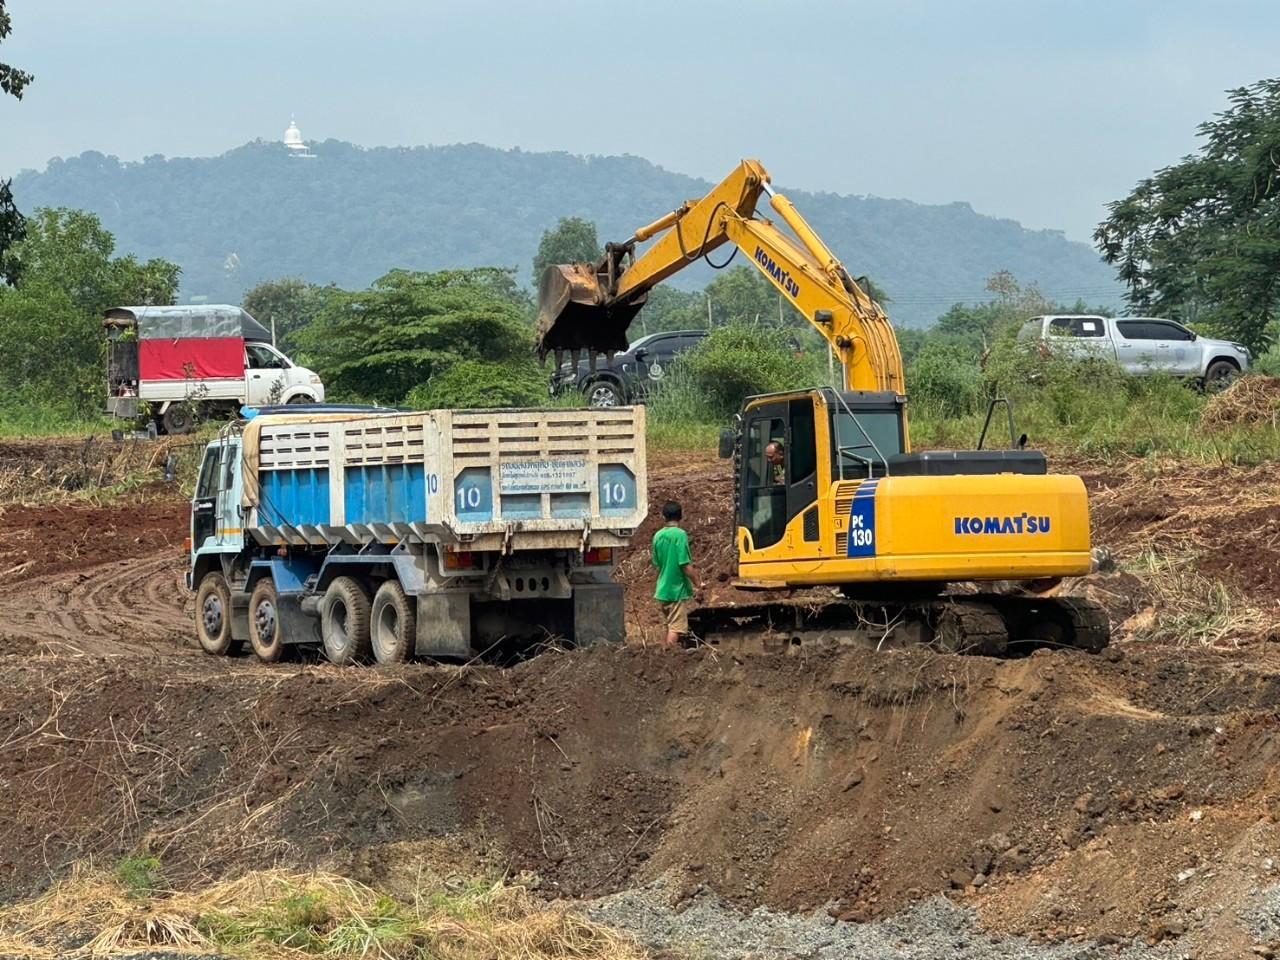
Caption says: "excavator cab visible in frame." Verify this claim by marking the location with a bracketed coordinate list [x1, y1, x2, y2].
[732, 389, 907, 554]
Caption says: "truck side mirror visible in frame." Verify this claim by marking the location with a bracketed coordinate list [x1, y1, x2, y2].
[718, 428, 735, 459]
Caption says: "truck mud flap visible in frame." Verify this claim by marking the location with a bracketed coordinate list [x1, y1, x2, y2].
[279, 594, 321, 646]
[572, 583, 625, 647]
[416, 593, 471, 659]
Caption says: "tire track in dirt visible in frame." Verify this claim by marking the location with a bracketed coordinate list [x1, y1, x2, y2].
[0, 550, 194, 657]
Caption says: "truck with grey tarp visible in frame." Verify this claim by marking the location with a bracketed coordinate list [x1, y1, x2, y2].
[104, 305, 325, 434]
[189, 404, 646, 663]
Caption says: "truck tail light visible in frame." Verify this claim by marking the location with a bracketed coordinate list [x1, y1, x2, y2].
[584, 547, 614, 565]
[443, 549, 481, 570]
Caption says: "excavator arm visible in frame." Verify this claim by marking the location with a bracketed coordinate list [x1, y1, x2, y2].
[535, 159, 904, 394]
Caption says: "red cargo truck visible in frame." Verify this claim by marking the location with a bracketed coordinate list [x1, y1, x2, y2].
[104, 305, 325, 434]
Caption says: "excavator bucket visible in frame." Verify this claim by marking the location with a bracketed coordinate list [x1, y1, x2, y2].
[535, 262, 646, 366]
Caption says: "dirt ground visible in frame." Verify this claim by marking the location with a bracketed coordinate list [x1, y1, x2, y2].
[0, 437, 1279, 958]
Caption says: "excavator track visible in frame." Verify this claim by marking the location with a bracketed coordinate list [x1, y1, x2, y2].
[685, 593, 1110, 658]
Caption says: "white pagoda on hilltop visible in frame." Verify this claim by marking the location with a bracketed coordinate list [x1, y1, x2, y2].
[283, 117, 316, 158]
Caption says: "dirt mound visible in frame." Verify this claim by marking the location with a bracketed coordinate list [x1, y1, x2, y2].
[1079, 457, 1280, 632]
[0, 643, 1278, 958]
[1200, 375, 1280, 428]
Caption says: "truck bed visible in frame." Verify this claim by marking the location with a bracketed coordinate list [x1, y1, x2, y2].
[240, 407, 647, 552]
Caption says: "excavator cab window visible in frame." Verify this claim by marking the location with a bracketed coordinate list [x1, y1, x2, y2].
[831, 407, 905, 480]
[741, 397, 820, 550]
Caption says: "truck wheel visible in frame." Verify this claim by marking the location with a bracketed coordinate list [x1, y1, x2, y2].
[321, 576, 372, 665]
[161, 404, 197, 435]
[249, 578, 285, 663]
[1204, 360, 1240, 392]
[195, 572, 237, 655]
[371, 580, 415, 664]
[585, 380, 622, 408]
[286, 394, 312, 404]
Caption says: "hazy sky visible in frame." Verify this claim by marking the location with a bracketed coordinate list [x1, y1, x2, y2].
[2, 0, 1277, 241]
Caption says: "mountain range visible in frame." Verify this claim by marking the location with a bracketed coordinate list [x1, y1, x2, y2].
[10, 140, 1121, 327]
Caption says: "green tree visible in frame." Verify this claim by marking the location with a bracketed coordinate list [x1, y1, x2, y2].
[1096, 78, 1280, 353]
[933, 271, 1057, 357]
[404, 359, 546, 409]
[0, 1, 32, 283]
[0, 178, 23, 286]
[242, 277, 332, 352]
[703, 266, 804, 328]
[0, 0, 32, 100]
[532, 217, 602, 285]
[629, 285, 705, 336]
[0, 208, 179, 413]
[297, 267, 538, 403]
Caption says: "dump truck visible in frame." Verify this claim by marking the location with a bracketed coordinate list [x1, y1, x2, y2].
[189, 404, 646, 663]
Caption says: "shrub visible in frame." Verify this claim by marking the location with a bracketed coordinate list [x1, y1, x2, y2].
[404, 359, 547, 410]
[651, 322, 820, 423]
[906, 342, 984, 417]
[114, 855, 163, 899]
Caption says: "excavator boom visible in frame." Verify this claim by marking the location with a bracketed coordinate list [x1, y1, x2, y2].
[535, 160, 903, 394]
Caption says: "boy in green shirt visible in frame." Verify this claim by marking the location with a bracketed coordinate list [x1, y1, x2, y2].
[652, 500, 703, 648]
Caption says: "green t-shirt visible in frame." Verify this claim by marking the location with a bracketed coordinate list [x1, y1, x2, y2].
[652, 525, 694, 602]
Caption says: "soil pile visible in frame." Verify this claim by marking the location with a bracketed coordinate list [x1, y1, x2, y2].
[1200, 375, 1280, 428]
[0, 643, 1279, 958]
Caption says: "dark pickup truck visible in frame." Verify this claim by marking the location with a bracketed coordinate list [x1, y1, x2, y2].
[549, 330, 708, 407]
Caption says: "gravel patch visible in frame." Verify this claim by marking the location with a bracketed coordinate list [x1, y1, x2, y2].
[1241, 881, 1280, 943]
[585, 880, 1181, 960]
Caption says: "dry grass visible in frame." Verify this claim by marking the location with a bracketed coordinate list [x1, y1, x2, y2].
[0, 434, 200, 507]
[1200, 375, 1280, 429]
[0, 865, 648, 959]
[1123, 548, 1269, 647]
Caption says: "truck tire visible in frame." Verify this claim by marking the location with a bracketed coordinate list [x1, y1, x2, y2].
[161, 404, 197, 436]
[321, 576, 372, 665]
[1204, 359, 1240, 392]
[195, 572, 237, 655]
[248, 578, 285, 663]
[370, 580, 415, 664]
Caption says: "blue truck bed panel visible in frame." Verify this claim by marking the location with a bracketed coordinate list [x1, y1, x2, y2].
[260, 468, 330, 527]
[241, 408, 647, 545]
[344, 463, 427, 525]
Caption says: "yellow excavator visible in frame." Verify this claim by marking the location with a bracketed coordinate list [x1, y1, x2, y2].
[536, 160, 1108, 654]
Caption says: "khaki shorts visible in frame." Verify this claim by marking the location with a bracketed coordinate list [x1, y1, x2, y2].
[660, 598, 692, 635]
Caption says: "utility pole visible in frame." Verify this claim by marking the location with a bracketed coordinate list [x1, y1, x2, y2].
[706, 293, 712, 327]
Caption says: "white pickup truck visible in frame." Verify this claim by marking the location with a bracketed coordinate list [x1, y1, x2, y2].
[1018, 315, 1251, 387]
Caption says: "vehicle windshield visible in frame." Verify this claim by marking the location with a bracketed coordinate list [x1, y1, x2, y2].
[246, 343, 290, 369]
[831, 410, 904, 477]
